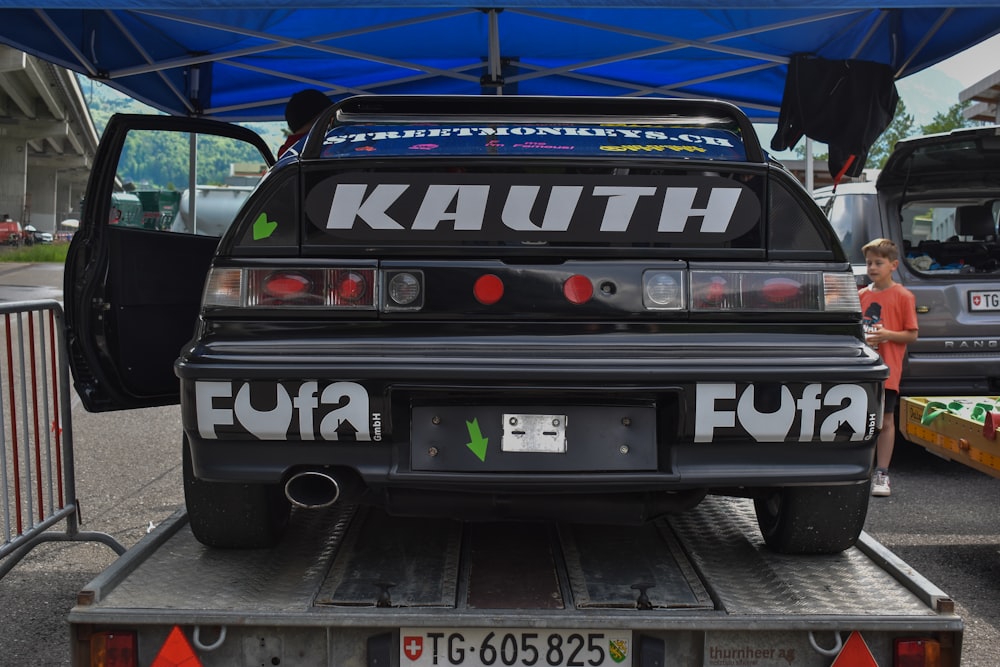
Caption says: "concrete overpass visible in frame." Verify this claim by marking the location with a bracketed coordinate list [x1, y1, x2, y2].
[962, 71, 1000, 124]
[0, 46, 98, 235]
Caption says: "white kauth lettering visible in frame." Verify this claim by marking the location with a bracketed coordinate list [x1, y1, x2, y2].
[695, 382, 870, 443]
[326, 183, 742, 234]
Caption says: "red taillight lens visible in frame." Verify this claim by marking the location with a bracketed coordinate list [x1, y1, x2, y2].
[474, 274, 504, 305]
[90, 631, 137, 667]
[263, 273, 312, 298]
[563, 274, 593, 304]
[761, 277, 804, 304]
[254, 270, 324, 306]
[236, 267, 375, 309]
[894, 638, 941, 667]
[332, 270, 370, 304]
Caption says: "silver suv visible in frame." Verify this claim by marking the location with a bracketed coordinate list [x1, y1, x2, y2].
[814, 126, 1000, 396]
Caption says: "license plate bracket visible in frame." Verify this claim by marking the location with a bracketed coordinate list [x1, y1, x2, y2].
[411, 403, 656, 472]
[502, 413, 567, 453]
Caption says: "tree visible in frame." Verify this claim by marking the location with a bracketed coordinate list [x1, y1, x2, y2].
[921, 100, 973, 135]
[866, 98, 915, 170]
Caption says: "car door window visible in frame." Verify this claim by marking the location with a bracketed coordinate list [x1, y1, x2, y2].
[110, 129, 267, 237]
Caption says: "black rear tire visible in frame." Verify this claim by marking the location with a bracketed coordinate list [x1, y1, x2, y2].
[183, 439, 290, 549]
[753, 482, 870, 554]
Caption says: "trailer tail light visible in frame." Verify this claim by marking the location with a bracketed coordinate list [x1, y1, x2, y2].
[89, 630, 137, 667]
[894, 638, 942, 666]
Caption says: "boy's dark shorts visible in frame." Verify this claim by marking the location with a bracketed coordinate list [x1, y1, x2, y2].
[884, 389, 899, 415]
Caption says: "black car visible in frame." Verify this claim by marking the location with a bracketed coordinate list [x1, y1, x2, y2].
[65, 96, 887, 553]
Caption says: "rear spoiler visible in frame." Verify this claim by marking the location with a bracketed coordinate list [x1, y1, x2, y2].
[301, 94, 765, 163]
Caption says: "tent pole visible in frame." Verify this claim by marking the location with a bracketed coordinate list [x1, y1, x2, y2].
[805, 137, 814, 192]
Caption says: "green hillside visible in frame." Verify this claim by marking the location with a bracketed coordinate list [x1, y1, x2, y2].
[80, 78, 288, 186]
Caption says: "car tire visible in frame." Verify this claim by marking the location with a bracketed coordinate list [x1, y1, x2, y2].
[183, 439, 290, 549]
[753, 482, 870, 554]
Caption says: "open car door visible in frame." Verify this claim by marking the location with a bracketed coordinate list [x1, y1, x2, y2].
[65, 114, 275, 412]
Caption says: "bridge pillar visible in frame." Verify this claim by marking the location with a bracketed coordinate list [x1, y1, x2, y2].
[0, 137, 28, 222]
[27, 165, 58, 232]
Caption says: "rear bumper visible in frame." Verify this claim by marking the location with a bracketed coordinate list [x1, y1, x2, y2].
[177, 332, 887, 493]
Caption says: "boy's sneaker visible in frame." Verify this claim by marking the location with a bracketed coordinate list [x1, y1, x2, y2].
[871, 470, 891, 497]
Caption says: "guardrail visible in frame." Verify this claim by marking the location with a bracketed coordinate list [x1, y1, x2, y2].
[1, 300, 124, 578]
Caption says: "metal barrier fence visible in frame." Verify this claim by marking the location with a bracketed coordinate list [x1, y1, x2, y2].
[1, 300, 124, 578]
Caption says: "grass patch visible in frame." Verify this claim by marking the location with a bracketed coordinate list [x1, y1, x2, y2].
[0, 243, 69, 263]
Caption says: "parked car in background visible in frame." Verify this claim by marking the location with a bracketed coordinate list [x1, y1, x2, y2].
[0, 217, 22, 245]
[23, 225, 53, 244]
[814, 125, 1000, 396]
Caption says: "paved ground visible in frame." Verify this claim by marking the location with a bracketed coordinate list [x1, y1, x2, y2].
[1, 261, 998, 665]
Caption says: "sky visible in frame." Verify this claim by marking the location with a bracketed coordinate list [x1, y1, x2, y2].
[897, 32, 1000, 126]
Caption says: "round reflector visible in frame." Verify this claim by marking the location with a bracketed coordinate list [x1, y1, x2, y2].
[474, 274, 504, 305]
[563, 274, 593, 304]
[335, 271, 367, 302]
[388, 272, 421, 305]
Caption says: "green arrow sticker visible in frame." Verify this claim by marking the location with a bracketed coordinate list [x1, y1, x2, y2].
[465, 418, 488, 462]
[252, 212, 278, 240]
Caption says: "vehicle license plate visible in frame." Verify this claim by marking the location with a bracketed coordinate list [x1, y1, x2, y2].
[502, 413, 567, 453]
[400, 628, 632, 667]
[969, 290, 1000, 311]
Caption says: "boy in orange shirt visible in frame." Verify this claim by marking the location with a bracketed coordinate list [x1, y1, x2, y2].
[859, 238, 919, 497]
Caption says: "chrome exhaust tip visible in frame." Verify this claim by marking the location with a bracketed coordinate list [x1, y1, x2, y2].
[284, 470, 341, 509]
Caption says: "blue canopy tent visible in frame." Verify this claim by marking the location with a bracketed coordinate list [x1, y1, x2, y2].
[0, 2, 997, 126]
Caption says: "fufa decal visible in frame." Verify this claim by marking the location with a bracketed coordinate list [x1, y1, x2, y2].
[194, 380, 379, 441]
[694, 382, 877, 443]
[304, 173, 759, 244]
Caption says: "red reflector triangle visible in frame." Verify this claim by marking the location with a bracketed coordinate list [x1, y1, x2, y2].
[831, 631, 878, 667]
[151, 626, 203, 667]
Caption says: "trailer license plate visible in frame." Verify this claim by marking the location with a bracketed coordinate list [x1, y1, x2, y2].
[970, 290, 1000, 311]
[400, 628, 632, 667]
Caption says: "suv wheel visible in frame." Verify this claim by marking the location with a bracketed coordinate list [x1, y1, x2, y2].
[183, 438, 290, 549]
[753, 483, 870, 554]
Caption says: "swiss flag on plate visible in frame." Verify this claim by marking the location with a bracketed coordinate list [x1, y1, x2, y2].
[831, 631, 878, 667]
[974, 295, 982, 307]
[402, 635, 424, 661]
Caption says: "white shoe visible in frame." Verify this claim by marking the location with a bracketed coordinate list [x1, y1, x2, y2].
[871, 470, 891, 497]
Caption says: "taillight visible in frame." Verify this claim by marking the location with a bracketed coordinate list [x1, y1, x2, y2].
[89, 630, 137, 667]
[894, 637, 941, 666]
[203, 266, 377, 309]
[689, 270, 859, 313]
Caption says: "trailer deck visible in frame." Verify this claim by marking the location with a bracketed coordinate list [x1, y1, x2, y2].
[69, 496, 960, 666]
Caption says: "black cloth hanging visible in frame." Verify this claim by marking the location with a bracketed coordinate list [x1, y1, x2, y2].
[770, 54, 899, 182]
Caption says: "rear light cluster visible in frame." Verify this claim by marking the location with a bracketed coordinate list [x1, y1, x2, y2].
[203, 266, 860, 313]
